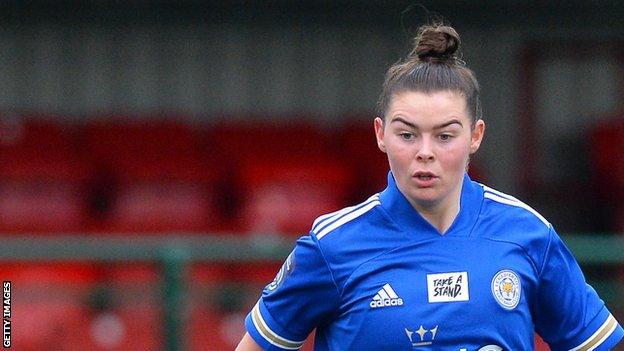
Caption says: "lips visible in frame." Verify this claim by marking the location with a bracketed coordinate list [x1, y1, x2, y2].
[412, 171, 438, 187]
[413, 171, 437, 180]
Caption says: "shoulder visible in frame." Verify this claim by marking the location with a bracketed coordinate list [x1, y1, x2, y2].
[479, 183, 550, 228]
[309, 194, 384, 242]
[476, 183, 553, 267]
[305, 194, 400, 284]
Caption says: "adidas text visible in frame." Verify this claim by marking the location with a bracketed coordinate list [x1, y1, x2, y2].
[370, 298, 403, 308]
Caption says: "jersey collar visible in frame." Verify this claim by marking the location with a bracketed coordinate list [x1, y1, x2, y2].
[378, 171, 484, 237]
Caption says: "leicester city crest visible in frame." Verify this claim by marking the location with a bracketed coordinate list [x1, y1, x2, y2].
[491, 269, 521, 310]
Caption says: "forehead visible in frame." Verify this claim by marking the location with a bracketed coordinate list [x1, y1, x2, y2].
[386, 90, 469, 125]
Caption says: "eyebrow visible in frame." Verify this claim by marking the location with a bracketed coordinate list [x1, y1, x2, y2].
[390, 117, 463, 130]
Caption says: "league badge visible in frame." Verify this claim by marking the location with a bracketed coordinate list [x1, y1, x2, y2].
[267, 250, 295, 292]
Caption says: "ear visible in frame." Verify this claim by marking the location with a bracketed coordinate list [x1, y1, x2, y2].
[469, 119, 485, 154]
[374, 117, 386, 153]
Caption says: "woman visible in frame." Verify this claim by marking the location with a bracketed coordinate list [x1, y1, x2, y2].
[236, 24, 623, 350]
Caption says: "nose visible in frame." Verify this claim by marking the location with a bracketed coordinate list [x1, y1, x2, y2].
[416, 138, 434, 162]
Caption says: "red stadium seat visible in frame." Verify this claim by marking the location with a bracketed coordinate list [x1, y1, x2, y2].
[61, 306, 160, 351]
[101, 181, 217, 233]
[82, 119, 222, 233]
[113, 305, 161, 351]
[588, 117, 624, 232]
[206, 119, 330, 164]
[83, 118, 208, 182]
[188, 309, 245, 350]
[0, 117, 88, 233]
[589, 117, 624, 201]
[13, 299, 85, 350]
[0, 117, 87, 181]
[7, 262, 165, 350]
[206, 119, 341, 234]
[0, 180, 85, 233]
[238, 158, 354, 236]
[8, 263, 97, 349]
[5, 262, 98, 285]
[338, 119, 389, 201]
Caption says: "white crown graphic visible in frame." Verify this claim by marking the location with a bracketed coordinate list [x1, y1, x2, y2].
[405, 325, 438, 346]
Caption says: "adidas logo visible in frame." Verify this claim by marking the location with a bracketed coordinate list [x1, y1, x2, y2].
[370, 283, 403, 308]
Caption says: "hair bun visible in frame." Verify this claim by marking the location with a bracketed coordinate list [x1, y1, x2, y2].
[412, 25, 460, 63]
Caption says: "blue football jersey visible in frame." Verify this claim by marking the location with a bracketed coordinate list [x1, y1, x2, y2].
[245, 172, 624, 350]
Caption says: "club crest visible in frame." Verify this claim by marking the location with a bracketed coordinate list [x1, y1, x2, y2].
[491, 269, 521, 310]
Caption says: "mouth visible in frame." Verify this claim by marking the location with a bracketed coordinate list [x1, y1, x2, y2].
[413, 171, 438, 182]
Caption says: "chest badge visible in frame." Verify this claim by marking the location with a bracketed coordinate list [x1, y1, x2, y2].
[491, 269, 521, 310]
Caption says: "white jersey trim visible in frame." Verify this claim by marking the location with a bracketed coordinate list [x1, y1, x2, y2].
[481, 184, 521, 202]
[312, 194, 379, 236]
[251, 302, 304, 350]
[316, 200, 380, 240]
[568, 313, 618, 351]
[483, 191, 550, 228]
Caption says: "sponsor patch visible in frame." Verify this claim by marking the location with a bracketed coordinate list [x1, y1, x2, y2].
[491, 269, 521, 310]
[426, 272, 469, 303]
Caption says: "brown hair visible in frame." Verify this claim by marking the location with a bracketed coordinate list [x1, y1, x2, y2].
[377, 24, 482, 126]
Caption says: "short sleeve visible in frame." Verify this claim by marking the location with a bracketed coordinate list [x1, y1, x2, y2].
[534, 227, 624, 350]
[244, 234, 341, 350]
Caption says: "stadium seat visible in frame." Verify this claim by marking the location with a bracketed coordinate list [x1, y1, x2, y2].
[206, 119, 342, 234]
[60, 304, 161, 351]
[8, 262, 98, 349]
[0, 180, 86, 233]
[83, 118, 208, 182]
[102, 181, 216, 233]
[337, 119, 389, 202]
[188, 309, 244, 350]
[82, 119, 221, 233]
[0, 117, 87, 181]
[206, 119, 330, 164]
[0, 117, 88, 233]
[13, 299, 86, 350]
[589, 118, 624, 193]
[588, 117, 624, 231]
[238, 158, 354, 235]
[112, 305, 161, 351]
[5, 262, 98, 285]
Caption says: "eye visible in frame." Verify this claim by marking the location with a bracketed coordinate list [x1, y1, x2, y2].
[399, 132, 413, 141]
[439, 133, 453, 141]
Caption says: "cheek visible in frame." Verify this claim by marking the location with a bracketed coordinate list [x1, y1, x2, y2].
[385, 147, 414, 177]
[386, 150, 409, 171]
[438, 144, 470, 171]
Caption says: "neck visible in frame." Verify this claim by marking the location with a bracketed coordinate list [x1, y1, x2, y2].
[408, 182, 463, 235]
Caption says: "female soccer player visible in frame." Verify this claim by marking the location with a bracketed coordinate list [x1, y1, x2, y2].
[236, 24, 624, 350]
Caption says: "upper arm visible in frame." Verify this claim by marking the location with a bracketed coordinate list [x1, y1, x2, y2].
[236, 332, 264, 351]
[243, 235, 341, 350]
[534, 228, 624, 350]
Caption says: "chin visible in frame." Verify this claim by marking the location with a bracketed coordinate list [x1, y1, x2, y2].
[408, 190, 441, 208]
